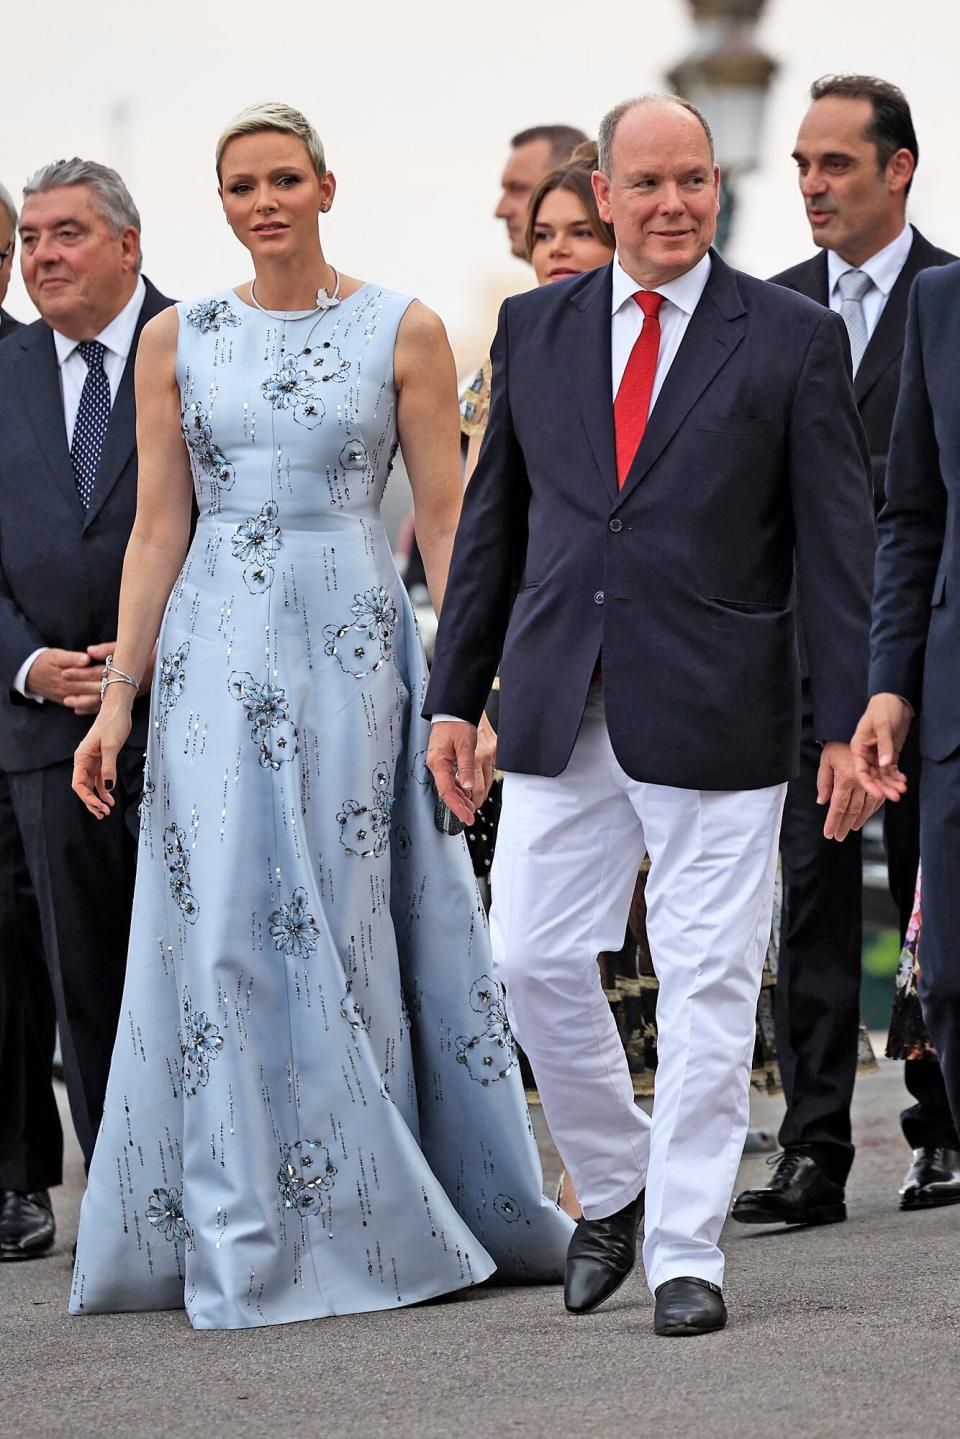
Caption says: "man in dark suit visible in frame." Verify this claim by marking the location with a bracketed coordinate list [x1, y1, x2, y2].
[853, 259, 960, 1170]
[425, 95, 877, 1335]
[733, 76, 959, 1231]
[0, 158, 171, 1260]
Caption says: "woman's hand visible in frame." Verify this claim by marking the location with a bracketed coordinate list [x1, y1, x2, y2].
[71, 699, 134, 819]
[475, 713, 497, 808]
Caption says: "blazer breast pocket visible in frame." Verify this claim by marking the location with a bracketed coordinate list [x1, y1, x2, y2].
[695, 416, 772, 437]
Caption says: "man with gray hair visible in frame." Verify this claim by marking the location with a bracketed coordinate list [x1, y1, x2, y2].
[0, 159, 172, 1258]
[0, 182, 20, 338]
[426, 93, 877, 1334]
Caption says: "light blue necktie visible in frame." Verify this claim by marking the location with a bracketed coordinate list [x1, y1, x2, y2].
[70, 340, 111, 508]
[836, 269, 872, 375]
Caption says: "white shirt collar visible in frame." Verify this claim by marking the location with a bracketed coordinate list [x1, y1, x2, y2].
[53, 275, 147, 368]
[827, 224, 913, 300]
[611, 250, 712, 316]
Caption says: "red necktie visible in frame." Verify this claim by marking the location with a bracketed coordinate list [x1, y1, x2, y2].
[614, 291, 664, 489]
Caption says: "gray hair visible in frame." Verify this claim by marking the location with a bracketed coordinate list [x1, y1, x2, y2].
[0, 181, 17, 236]
[597, 93, 715, 176]
[22, 158, 142, 271]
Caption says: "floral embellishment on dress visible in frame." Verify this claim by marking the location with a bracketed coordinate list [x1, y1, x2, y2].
[493, 1194, 523, 1224]
[181, 401, 235, 495]
[340, 981, 370, 1033]
[277, 1139, 337, 1216]
[157, 640, 190, 719]
[163, 823, 199, 924]
[323, 586, 398, 679]
[145, 1186, 192, 1243]
[268, 887, 320, 958]
[228, 671, 299, 770]
[337, 762, 393, 859]
[261, 356, 324, 430]
[179, 988, 223, 1096]
[455, 976, 517, 1084]
[308, 341, 350, 385]
[185, 298, 241, 334]
[336, 438, 372, 496]
[231, 501, 283, 594]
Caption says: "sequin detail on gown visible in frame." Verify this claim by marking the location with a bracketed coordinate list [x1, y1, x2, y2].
[70, 286, 571, 1329]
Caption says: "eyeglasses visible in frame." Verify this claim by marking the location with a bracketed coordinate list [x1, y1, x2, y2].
[0, 242, 12, 264]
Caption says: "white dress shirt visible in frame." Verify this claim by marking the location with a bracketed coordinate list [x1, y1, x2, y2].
[432, 253, 713, 726]
[610, 249, 712, 403]
[14, 276, 147, 701]
[827, 224, 913, 343]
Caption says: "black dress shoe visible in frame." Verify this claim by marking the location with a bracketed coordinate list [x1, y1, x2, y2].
[900, 1147, 960, 1210]
[564, 1189, 644, 1314]
[731, 1150, 846, 1227]
[0, 1189, 55, 1261]
[654, 1277, 727, 1336]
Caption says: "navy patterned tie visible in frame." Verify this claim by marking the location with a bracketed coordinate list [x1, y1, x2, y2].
[71, 340, 111, 508]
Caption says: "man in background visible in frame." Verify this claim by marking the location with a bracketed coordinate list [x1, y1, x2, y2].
[494, 124, 588, 259]
[0, 183, 20, 337]
[0, 161, 172, 1254]
[733, 75, 958, 1231]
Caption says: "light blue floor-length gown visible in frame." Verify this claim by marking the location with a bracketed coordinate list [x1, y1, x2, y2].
[70, 284, 572, 1329]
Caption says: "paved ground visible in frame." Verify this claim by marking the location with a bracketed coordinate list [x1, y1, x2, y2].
[3, 1055, 959, 1439]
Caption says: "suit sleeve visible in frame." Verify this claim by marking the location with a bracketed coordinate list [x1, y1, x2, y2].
[423, 302, 530, 723]
[0, 510, 50, 692]
[868, 273, 946, 707]
[788, 309, 876, 741]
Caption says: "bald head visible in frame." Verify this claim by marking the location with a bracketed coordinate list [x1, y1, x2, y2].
[593, 96, 720, 288]
[598, 94, 715, 178]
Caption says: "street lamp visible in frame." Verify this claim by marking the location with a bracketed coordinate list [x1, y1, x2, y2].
[666, 0, 779, 250]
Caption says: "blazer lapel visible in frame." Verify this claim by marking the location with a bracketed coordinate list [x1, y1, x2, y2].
[788, 252, 829, 304]
[570, 264, 619, 502]
[615, 251, 747, 507]
[16, 325, 87, 525]
[854, 227, 922, 405]
[84, 279, 173, 529]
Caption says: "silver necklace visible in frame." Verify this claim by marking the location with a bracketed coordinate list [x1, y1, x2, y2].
[249, 267, 342, 318]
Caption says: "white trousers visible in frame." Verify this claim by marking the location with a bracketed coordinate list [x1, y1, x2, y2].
[490, 690, 786, 1292]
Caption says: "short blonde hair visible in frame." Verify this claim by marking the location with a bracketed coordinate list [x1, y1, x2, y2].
[216, 102, 327, 181]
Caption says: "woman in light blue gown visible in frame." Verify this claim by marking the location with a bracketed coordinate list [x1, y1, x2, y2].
[70, 102, 571, 1330]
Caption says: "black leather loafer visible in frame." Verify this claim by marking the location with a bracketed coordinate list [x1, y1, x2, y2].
[563, 1188, 644, 1315]
[0, 1190, 55, 1261]
[654, 1276, 727, 1336]
[731, 1151, 846, 1227]
[900, 1146, 960, 1210]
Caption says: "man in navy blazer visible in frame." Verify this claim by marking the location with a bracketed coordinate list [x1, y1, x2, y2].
[0, 159, 171, 1260]
[426, 95, 878, 1336]
[854, 259, 960, 1168]
[734, 75, 958, 1230]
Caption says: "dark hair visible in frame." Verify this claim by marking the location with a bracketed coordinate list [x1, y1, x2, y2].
[510, 124, 589, 169]
[524, 142, 615, 261]
[810, 74, 918, 193]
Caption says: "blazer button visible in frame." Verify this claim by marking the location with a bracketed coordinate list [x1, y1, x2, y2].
[609, 519, 623, 532]
[594, 591, 605, 605]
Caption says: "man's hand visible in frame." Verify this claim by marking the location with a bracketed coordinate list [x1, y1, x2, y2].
[427, 720, 479, 826]
[817, 740, 884, 841]
[26, 649, 98, 710]
[850, 692, 913, 803]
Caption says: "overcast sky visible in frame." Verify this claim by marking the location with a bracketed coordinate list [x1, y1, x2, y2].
[2, 0, 956, 371]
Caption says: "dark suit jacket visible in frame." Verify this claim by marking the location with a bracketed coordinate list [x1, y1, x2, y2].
[0, 307, 22, 341]
[425, 251, 876, 791]
[0, 278, 173, 773]
[772, 228, 956, 513]
[870, 260, 960, 763]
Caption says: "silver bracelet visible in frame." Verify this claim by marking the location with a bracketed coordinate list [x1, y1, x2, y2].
[100, 656, 140, 702]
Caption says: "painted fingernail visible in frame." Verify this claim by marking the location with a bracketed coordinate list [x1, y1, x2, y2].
[104, 779, 114, 790]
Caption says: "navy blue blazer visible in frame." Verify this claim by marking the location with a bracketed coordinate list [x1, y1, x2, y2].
[0, 278, 173, 773]
[870, 260, 960, 763]
[425, 252, 876, 791]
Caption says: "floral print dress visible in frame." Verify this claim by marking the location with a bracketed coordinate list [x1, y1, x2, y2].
[70, 286, 571, 1330]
